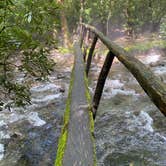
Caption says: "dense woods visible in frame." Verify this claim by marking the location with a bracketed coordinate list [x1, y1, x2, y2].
[0, 0, 166, 166]
[0, 0, 58, 106]
[1, 0, 166, 106]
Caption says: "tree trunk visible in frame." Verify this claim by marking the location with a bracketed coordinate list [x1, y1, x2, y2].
[60, 11, 69, 48]
[82, 23, 166, 117]
[86, 35, 98, 76]
[58, 0, 70, 48]
[93, 51, 115, 119]
[55, 41, 96, 166]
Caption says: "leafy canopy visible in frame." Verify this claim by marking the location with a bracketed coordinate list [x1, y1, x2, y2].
[0, 0, 59, 106]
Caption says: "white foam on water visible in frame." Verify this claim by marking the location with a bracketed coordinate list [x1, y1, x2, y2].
[0, 131, 10, 139]
[31, 83, 60, 93]
[105, 79, 124, 89]
[31, 93, 61, 104]
[155, 133, 166, 142]
[0, 144, 4, 160]
[111, 89, 139, 97]
[127, 110, 154, 133]
[144, 52, 160, 64]
[26, 104, 41, 111]
[0, 120, 6, 127]
[153, 66, 166, 75]
[0, 111, 46, 127]
[139, 111, 154, 132]
[0, 113, 24, 124]
[27, 112, 46, 127]
[9, 113, 24, 123]
[103, 79, 140, 98]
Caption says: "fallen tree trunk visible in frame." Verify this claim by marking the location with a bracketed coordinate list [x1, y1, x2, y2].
[82, 23, 166, 117]
[55, 41, 96, 166]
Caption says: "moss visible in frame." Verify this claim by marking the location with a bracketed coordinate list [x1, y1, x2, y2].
[55, 66, 75, 166]
[55, 46, 97, 165]
[55, 131, 67, 166]
[124, 39, 166, 52]
[84, 72, 97, 166]
[58, 47, 72, 54]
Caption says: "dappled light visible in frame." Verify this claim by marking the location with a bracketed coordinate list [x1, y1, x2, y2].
[0, 0, 166, 166]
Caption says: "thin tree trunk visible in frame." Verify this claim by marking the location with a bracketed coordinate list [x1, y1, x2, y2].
[93, 51, 115, 119]
[86, 35, 98, 76]
[80, 26, 86, 47]
[106, 12, 111, 36]
[58, 0, 70, 48]
[60, 11, 69, 47]
[79, 0, 84, 24]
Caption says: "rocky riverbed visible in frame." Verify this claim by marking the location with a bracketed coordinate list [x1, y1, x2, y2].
[0, 48, 165, 166]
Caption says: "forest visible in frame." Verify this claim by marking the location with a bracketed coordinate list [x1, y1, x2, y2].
[0, 0, 166, 166]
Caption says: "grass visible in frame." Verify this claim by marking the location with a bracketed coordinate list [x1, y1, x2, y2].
[124, 39, 166, 52]
[58, 46, 72, 54]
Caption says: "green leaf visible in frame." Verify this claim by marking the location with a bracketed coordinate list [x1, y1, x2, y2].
[84, 8, 91, 15]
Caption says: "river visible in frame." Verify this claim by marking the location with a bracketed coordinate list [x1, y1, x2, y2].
[0, 48, 165, 166]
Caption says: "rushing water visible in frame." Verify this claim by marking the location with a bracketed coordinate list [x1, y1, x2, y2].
[0, 72, 69, 165]
[93, 49, 166, 166]
[0, 49, 165, 166]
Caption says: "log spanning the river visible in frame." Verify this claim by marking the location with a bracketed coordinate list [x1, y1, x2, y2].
[81, 23, 166, 117]
[55, 41, 96, 166]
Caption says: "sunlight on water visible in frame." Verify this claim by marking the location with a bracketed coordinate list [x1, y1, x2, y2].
[145, 54, 160, 64]
[0, 144, 4, 160]
[27, 112, 46, 127]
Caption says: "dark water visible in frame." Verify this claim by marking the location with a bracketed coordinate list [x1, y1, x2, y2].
[0, 50, 166, 166]
[93, 51, 166, 166]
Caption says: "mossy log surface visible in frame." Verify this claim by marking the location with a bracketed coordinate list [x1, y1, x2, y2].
[82, 23, 166, 117]
[55, 41, 95, 166]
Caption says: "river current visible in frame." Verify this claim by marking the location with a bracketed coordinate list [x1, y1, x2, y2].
[0, 49, 165, 166]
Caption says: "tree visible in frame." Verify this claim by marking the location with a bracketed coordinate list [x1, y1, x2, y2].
[0, 0, 58, 106]
[58, 0, 70, 48]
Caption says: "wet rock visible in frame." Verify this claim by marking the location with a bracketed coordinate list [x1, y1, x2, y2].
[59, 87, 65, 93]
[11, 132, 23, 139]
[57, 73, 65, 79]
[150, 61, 166, 67]
[17, 154, 30, 166]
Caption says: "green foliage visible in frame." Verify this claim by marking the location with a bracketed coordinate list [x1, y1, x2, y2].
[58, 46, 72, 54]
[0, 0, 59, 106]
[160, 19, 166, 38]
[1, 0, 166, 106]
[82, 0, 111, 24]
[78, 0, 166, 36]
[125, 39, 166, 52]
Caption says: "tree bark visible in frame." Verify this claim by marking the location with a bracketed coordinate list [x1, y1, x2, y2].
[55, 41, 96, 166]
[58, 0, 70, 48]
[60, 11, 69, 47]
[86, 35, 98, 76]
[80, 26, 86, 47]
[93, 51, 115, 119]
[82, 23, 166, 117]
